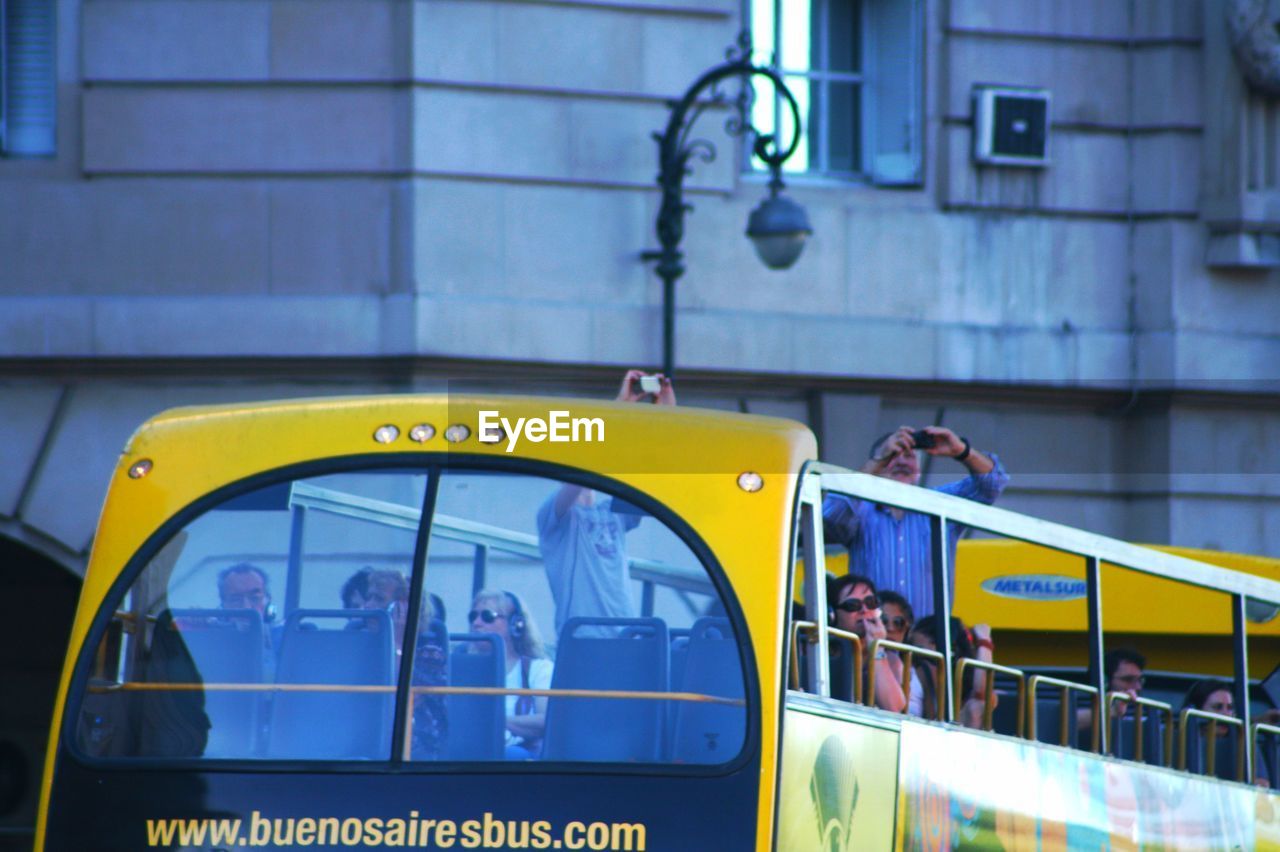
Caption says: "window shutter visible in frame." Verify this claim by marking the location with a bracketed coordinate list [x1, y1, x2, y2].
[2, 0, 56, 156]
[865, 0, 921, 185]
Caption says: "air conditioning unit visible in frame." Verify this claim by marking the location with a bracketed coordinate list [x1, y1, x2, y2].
[972, 86, 1051, 167]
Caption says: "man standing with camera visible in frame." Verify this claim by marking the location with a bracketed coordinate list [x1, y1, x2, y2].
[536, 370, 675, 637]
[822, 425, 1009, 620]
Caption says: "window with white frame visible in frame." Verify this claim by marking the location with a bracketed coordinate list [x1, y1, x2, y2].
[1, 0, 57, 157]
[749, 0, 921, 184]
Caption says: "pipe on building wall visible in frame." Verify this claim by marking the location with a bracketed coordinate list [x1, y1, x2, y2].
[1227, 0, 1280, 97]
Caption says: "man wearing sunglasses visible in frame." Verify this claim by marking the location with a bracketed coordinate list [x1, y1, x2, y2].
[830, 574, 906, 713]
[822, 425, 1009, 620]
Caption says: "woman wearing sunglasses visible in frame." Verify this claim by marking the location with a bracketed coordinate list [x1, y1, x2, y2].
[878, 590, 914, 645]
[468, 589, 554, 759]
[907, 615, 994, 728]
[829, 574, 907, 713]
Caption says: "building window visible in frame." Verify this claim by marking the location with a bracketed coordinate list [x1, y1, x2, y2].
[749, 0, 921, 184]
[1, 0, 56, 157]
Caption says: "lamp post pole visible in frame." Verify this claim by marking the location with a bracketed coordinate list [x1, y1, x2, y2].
[646, 33, 809, 379]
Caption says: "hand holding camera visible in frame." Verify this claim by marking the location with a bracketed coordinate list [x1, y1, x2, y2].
[888, 425, 965, 458]
[617, 369, 676, 405]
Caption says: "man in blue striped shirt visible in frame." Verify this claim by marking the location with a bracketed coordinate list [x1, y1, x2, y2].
[822, 426, 1009, 619]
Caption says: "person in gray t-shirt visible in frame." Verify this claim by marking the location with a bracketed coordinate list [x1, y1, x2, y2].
[536, 370, 675, 638]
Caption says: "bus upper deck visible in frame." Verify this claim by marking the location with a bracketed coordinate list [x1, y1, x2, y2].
[36, 394, 1280, 850]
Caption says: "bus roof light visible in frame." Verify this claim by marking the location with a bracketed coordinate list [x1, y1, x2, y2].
[409, 423, 436, 443]
[445, 424, 471, 443]
[737, 471, 764, 492]
[127, 459, 153, 479]
[373, 425, 400, 444]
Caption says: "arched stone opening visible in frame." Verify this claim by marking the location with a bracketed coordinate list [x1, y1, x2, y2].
[0, 536, 81, 848]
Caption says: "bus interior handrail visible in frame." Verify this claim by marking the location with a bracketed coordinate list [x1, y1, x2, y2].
[865, 638, 944, 721]
[288, 480, 711, 594]
[827, 626, 863, 704]
[87, 680, 741, 705]
[788, 621, 817, 691]
[787, 621, 863, 703]
[1178, 707, 1246, 780]
[1027, 674, 1100, 752]
[811, 464, 1280, 604]
[1106, 692, 1174, 767]
[956, 657, 1026, 735]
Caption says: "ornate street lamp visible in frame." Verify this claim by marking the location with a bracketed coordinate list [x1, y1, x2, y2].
[644, 32, 812, 378]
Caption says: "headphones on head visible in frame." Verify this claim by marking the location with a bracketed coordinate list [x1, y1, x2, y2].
[504, 591, 526, 640]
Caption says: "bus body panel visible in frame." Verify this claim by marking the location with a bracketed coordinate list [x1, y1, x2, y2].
[780, 694, 1280, 850]
[43, 752, 758, 850]
[896, 718, 1278, 849]
[776, 700, 900, 851]
[39, 396, 816, 851]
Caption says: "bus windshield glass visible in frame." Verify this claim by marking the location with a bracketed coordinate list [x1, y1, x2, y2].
[73, 464, 748, 766]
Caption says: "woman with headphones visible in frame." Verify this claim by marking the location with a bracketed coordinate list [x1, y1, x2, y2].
[468, 589, 554, 759]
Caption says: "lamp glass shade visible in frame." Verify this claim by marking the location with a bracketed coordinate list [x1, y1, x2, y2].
[749, 232, 809, 269]
[745, 192, 812, 270]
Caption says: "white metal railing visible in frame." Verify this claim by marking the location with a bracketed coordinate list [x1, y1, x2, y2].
[794, 462, 1280, 780]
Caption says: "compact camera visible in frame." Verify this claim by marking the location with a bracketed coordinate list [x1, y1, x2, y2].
[910, 429, 936, 450]
[633, 375, 662, 395]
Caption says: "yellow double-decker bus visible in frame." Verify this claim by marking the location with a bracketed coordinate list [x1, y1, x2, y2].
[36, 395, 1280, 850]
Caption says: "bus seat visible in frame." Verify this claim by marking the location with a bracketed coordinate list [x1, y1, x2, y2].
[1033, 697, 1080, 748]
[990, 689, 1019, 736]
[828, 640, 856, 703]
[1182, 721, 1240, 781]
[670, 618, 744, 763]
[689, 617, 731, 640]
[443, 633, 505, 761]
[1259, 736, 1279, 788]
[268, 609, 395, 760]
[665, 628, 692, 755]
[542, 617, 668, 762]
[166, 608, 265, 758]
[1110, 710, 1166, 767]
[668, 629, 692, 693]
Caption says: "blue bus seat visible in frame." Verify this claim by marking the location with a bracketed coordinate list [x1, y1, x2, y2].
[989, 689, 1019, 736]
[1182, 720, 1240, 782]
[827, 637, 856, 704]
[1110, 709, 1166, 767]
[542, 617, 668, 762]
[268, 609, 395, 760]
[670, 617, 745, 763]
[668, 629, 692, 693]
[166, 608, 265, 758]
[1033, 696, 1081, 748]
[665, 628, 692, 756]
[444, 633, 505, 761]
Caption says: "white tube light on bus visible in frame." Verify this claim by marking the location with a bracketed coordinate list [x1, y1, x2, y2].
[373, 424, 400, 444]
[445, 424, 471, 443]
[409, 423, 436, 443]
[737, 471, 764, 492]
